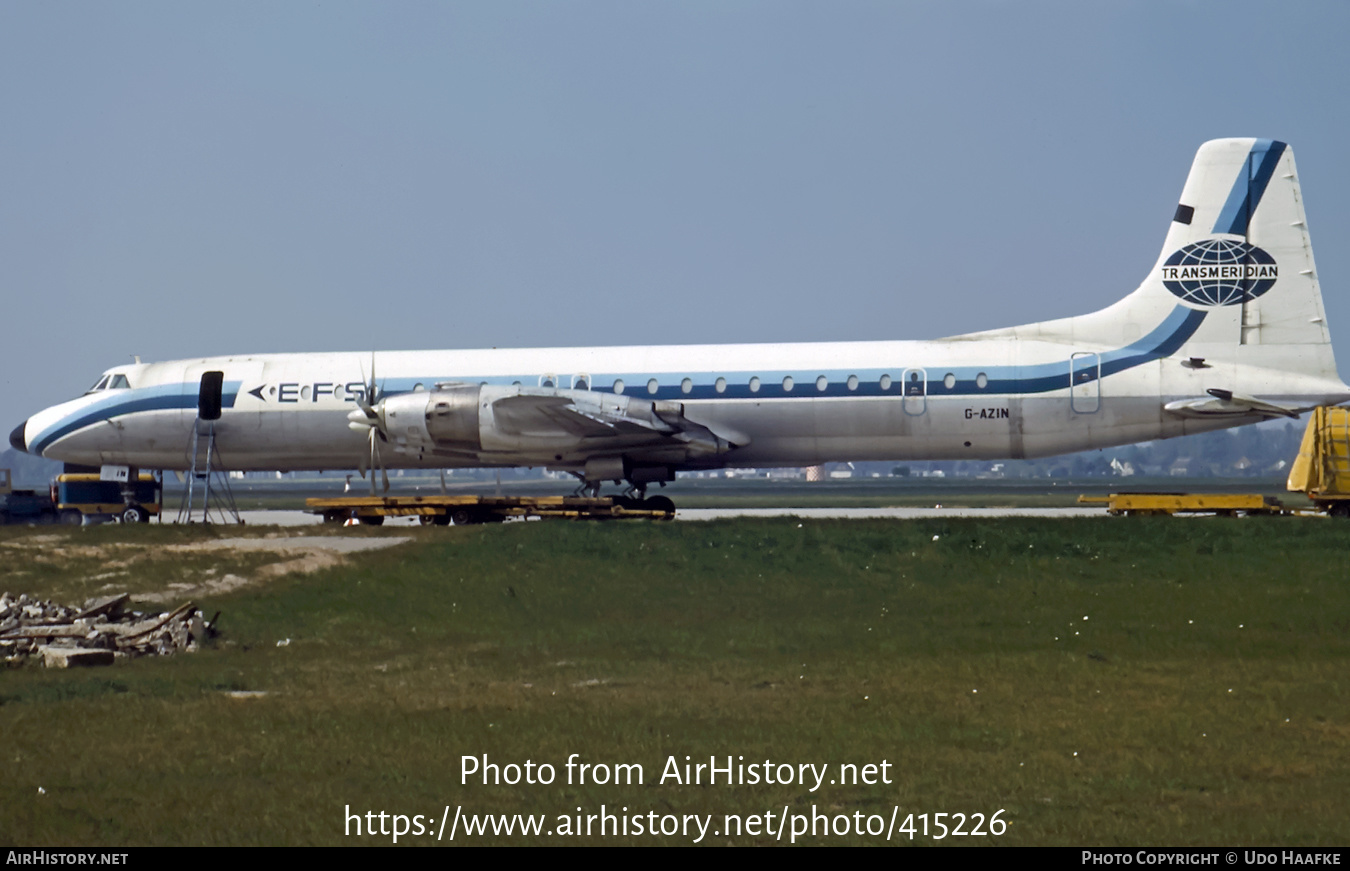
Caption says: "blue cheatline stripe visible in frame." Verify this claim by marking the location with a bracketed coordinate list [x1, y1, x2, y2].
[374, 305, 1206, 402]
[1213, 139, 1287, 236]
[31, 384, 241, 457]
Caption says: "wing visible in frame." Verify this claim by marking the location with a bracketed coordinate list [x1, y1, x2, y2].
[488, 389, 747, 456]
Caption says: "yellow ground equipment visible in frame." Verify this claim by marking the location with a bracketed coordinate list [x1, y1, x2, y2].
[1077, 493, 1284, 516]
[306, 494, 674, 526]
[1287, 405, 1350, 517]
[56, 473, 162, 524]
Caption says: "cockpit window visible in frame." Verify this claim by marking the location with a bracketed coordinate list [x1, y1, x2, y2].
[85, 373, 131, 394]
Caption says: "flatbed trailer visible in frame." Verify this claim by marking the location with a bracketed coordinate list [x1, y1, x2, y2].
[306, 494, 675, 525]
[1077, 493, 1288, 517]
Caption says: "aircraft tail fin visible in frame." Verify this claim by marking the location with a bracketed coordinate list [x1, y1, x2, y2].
[1008, 139, 1339, 383]
[1146, 138, 1329, 350]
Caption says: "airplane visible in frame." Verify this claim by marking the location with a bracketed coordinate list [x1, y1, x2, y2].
[10, 138, 1350, 516]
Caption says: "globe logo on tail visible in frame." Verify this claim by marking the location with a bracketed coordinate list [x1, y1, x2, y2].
[1160, 239, 1278, 306]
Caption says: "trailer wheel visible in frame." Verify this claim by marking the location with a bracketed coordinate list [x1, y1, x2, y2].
[59, 510, 83, 526]
[121, 505, 149, 524]
[1330, 503, 1350, 518]
[432, 514, 452, 526]
[643, 495, 676, 518]
[358, 515, 385, 526]
[450, 508, 480, 525]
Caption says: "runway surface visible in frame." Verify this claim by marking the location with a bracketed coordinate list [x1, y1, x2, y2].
[233, 506, 1105, 526]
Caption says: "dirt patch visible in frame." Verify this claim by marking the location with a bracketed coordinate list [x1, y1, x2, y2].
[1, 531, 412, 604]
[135, 536, 409, 603]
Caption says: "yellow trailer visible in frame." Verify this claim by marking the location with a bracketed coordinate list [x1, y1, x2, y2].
[1287, 405, 1350, 517]
[1077, 493, 1284, 516]
[306, 493, 675, 526]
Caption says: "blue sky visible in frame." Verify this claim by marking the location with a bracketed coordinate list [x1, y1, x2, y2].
[4, 1, 1350, 418]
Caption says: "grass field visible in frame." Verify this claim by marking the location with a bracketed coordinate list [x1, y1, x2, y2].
[2, 516, 1347, 846]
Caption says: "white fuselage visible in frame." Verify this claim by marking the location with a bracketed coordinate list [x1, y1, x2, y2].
[19, 322, 1349, 475]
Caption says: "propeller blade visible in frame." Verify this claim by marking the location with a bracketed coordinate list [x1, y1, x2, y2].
[368, 429, 379, 496]
[356, 356, 378, 417]
[354, 353, 388, 491]
[369, 428, 390, 494]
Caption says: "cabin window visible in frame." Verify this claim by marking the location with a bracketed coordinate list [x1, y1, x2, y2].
[942, 373, 956, 389]
[975, 373, 988, 389]
[681, 378, 693, 394]
[647, 378, 659, 395]
[749, 376, 761, 393]
[847, 375, 859, 391]
[413, 383, 425, 392]
[879, 374, 892, 390]
[613, 379, 625, 394]
[782, 376, 794, 392]
[573, 376, 589, 391]
[715, 377, 726, 394]
[540, 375, 556, 388]
[816, 375, 828, 391]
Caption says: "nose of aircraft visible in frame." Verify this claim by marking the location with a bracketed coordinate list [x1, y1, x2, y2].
[9, 420, 27, 453]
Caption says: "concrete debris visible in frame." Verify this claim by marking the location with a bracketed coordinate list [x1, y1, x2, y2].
[0, 592, 213, 666]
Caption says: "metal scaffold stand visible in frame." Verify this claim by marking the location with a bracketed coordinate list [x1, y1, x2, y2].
[176, 370, 242, 524]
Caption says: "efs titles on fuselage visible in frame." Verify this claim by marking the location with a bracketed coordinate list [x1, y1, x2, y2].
[246, 382, 373, 404]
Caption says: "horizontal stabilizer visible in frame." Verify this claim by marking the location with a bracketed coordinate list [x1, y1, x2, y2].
[1163, 389, 1300, 419]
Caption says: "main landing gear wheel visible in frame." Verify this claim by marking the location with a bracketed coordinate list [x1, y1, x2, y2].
[120, 504, 149, 524]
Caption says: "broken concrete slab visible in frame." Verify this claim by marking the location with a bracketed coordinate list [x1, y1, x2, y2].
[39, 646, 116, 668]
